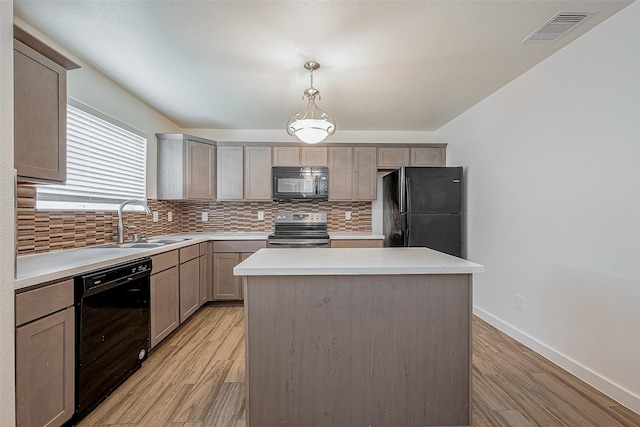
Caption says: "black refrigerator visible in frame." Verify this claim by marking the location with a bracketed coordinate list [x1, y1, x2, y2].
[383, 166, 463, 258]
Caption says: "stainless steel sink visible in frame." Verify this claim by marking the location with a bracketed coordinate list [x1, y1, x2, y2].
[98, 242, 166, 249]
[89, 237, 191, 249]
[143, 238, 191, 244]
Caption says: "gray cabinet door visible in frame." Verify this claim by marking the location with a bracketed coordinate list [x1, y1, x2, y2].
[244, 146, 272, 200]
[199, 255, 207, 307]
[378, 147, 410, 168]
[217, 146, 244, 200]
[16, 306, 75, 427]
[179, 257, 200, 322]
[186, 140, 216, 199]
[273, 146, 300, 166]
[14, 40, 67, 183]
[410, 147, 446, 166]
[301, 147, 328, 166]
[353, 147, 377, 200]
[213, 252, 242, 300]
[150, 266, 179, 348]
[157, 135, 216, 200]
[328, 147, 353, 200]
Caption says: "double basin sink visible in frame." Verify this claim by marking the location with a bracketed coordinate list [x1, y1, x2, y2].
[96, 237, 191, 249]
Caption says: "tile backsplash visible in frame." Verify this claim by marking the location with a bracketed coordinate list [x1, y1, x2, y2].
[16, 184, 372, 255]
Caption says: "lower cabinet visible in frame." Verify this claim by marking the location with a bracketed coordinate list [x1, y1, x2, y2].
[212, 240, 266, 301]
[15, 279, 75, 427]
[213, 253, 243, 300]
[179, 244, 201, 323]
[150, 251, 179, 348]
[199, 243, 208, 307]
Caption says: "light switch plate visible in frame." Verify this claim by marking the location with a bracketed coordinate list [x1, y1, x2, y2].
[345, 211, 352, 220]
[202, 212, 208, 222]
[152, 211, 159, 222]
[258, 211, 264, 221]
[168, 211, 173, 222]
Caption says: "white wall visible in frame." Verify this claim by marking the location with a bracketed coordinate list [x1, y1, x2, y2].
[13, 18, 182, 199]
[0, 2, 16, 425]
[437, 1, 640, 412]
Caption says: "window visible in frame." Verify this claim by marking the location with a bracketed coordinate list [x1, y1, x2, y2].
[36, 100, 147, 211]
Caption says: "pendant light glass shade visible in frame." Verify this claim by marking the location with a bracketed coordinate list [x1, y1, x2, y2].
[287, 61, 336, 144]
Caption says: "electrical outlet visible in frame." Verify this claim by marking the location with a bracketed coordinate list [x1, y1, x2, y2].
[152, 211, 159, 222]
[516, 295, 525, 311]
[202, 212, 208, 222]
[345, 211, 352, 220]
[168, 211, 173, 222]
[258, 211, 264, 220]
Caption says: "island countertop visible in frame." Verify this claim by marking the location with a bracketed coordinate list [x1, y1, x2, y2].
[234, 247, 484, 276]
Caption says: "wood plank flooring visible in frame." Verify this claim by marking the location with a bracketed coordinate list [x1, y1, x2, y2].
[77, 305, 640, 427]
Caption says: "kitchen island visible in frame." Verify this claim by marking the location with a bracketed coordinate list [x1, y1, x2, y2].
[234, 247, 484, 427]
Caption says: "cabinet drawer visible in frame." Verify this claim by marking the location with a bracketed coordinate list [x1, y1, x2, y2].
[151, 250, 179, 274]
[180, 244, 200, 263]
[330, 239, 384, 248]
[213, 240, 266, 253]
[16, 279, 74, 326]
[199, 242, 208, 255]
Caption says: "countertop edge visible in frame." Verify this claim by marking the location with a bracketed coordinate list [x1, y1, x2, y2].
[234, 266, 485, 276]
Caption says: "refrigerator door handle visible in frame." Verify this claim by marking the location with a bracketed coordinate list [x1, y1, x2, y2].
[405, 214, 411, 246]
[399, 168, 406, 213]
[405, 176, 412, 214]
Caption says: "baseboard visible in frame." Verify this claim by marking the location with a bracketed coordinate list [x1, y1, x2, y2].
[473, 305, 640, 415]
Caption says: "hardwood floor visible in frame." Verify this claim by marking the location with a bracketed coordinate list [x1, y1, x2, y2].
[78, 305, 640, 427]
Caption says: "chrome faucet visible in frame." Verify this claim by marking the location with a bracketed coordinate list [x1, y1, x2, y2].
[117, 199, 151, 244]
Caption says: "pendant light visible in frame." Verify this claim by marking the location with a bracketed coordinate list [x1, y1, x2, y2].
[286, 61, 336, 144]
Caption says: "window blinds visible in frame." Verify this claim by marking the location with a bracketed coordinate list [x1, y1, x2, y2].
[36, 103, 147, 211]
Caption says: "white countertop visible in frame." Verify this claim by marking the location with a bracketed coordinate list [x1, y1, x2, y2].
[328, 232, 384, 240]
[15, 232, 268, 290]
[14, 231, 383, 290]
[234, 247, 484, 276]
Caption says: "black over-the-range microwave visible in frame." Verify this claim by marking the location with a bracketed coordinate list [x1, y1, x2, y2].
[272, 166, 329, 201]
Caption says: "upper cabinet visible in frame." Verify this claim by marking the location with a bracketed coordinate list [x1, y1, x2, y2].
[352, 147, 377, 200]
[328, 147, 353, 200]
[410, 147, 446, 166]
[329, 146, 377, 201]
[301, 147, 328, 166]
[273, 146, 327, 166]
[378, 147, 410, 168]
[157, 134, 216, 200]
[377, 146, 446, 168]
[272, 146, 300, 166]
[217, 146, 244, 200]
[13, 26, 80, 184]
[155, 141, 446, 202]
[244, 146, 272, 200]
[217, 144, 272, 201]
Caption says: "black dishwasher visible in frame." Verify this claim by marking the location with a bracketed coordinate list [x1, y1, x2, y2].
[74, 258, 152, 419]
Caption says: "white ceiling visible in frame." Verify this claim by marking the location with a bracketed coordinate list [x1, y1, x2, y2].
[14, 1, 633, 132]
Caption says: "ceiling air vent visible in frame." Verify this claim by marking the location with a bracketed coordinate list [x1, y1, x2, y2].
[523, 11, 597, 42]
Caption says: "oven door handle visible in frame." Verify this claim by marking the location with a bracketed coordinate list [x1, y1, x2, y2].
[268, 240, 330, 248]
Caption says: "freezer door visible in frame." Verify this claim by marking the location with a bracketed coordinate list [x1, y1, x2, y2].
[405, 167, 462, 214]
[405, 213, 462, 257]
